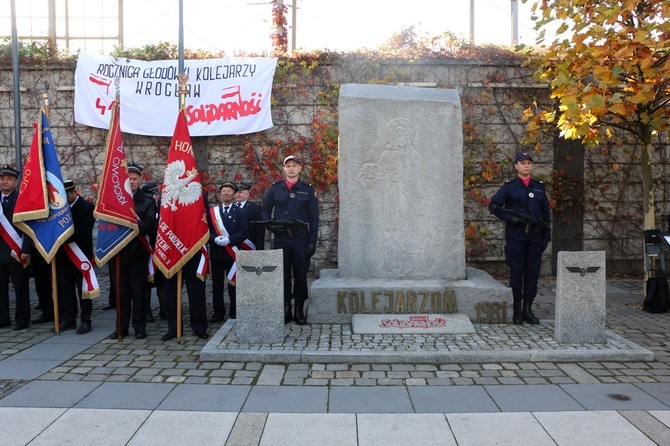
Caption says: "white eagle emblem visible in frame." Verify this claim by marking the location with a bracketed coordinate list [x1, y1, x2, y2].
[161, 160, 202, 211]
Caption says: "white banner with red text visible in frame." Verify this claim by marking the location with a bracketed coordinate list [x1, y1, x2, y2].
[74, 52, 277, 137]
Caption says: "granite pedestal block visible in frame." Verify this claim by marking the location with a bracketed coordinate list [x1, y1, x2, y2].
[309, 268, 511, 324]
[235, 249, 284, 344]
[555, 251, 607, 344]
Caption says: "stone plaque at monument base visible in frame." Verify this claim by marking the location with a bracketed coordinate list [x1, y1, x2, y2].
[555, 251, 607, 344]
[309, 84, 512, 324]
[352, 313, 475, 334]
[235, 249, 284, 344]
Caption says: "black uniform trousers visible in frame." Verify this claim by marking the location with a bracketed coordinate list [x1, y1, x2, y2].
[164, 255, 207, 334]
[109, 259, 148, 332]
[505, 239, 543, 299]
[31, 250, 53, 318]
[58, 268, 92, 324]
[211, 259, 236, 319]
[0, 261, 30, 326]
[274, 236, 310, 303]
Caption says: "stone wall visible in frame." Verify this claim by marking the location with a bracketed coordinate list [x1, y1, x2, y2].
[1, 58, 668, 276]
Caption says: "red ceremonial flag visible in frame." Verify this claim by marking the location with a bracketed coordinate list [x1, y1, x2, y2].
[154, 110, 210, 278]
[93, 102, 139, 266]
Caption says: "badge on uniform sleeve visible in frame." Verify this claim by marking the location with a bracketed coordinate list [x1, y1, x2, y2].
[289, 193, 295, 198]
[528, 192, 535, 198]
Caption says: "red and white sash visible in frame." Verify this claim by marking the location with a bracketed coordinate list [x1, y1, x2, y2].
[197, 245, 209, 281]
[62, 242, 100, 299]
[0, 211, 27, 266]
[136, 215, 155, 282]
[209, 206, 256, 285]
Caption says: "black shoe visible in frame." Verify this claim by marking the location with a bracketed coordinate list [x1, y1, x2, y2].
[76, 322, 92, 335]
[194, 331, 209, 339]
[52, 321, 76, 333]
[0, 321, 11, 328]
[284, 301, 293, 324]
[102, 303, 116, 311]
[31, 314, 54, 324]
[135, 329, 147, 339]
[209, 315, 225, 323]
[109, 330, 128, 340]
[294, 301, 307, 326]
[159, 311, 167, 320]
[161, 332, 177, 341]
[13, 323, 29, 330]
[522, 299, 540, 325]
[147, 313, 155, 323]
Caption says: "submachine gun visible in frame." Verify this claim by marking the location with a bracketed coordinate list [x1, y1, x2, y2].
[490, 204, 549, 236]
[252, 219, 308, 238]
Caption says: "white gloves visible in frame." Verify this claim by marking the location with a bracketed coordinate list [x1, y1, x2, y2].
[214, 236, 230, 246]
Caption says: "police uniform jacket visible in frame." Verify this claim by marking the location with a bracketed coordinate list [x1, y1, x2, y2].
[118, 188, 156, 265]
[208, 204, 249, 262]
[238, 201, 264, 250]
[489, 177, 550, 243]
[261, 180, 318, 243]
[56, 195, 95, 274]
[0, 189, 33, 263]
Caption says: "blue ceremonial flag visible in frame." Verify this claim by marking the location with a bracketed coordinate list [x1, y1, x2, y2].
[14, 108, 74, 262]
[93, 101, 139, 266]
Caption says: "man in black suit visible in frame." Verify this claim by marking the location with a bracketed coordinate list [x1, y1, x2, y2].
[109, 162, 156, 340]
[56, 180, 96, 334]
[235, 181, 265, 250]
[208, 181, 248, 322]
[0, 165, 32, 330]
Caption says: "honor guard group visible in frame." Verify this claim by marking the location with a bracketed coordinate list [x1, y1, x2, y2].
[0, 155, 319, 341]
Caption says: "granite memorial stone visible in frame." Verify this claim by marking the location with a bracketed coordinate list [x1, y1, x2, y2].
[235, 249, 284, 344]
[309, 84, 511, 324]
[555, 250, 607, 344]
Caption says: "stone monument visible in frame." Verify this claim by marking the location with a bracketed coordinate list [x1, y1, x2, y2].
[555, 250, 607, 344]
[235, 249, 284, 344]
[309, 84, 511, 323]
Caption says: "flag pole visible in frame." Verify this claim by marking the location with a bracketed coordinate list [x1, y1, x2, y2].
[43, 83, 62, 335]
[113, 77, 124, 342]
[176, 73, 189, 343]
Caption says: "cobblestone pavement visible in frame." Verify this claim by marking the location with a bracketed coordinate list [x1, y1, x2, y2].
[2, 276, 670, 399]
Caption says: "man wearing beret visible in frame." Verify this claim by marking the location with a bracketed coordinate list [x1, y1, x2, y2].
[109, 162, 156, 339]
[489, 152, 551, 325]
[262, 155, 319, 325]
[56, 180, 95, 334]
[0, 165, 33, 330]
[208, 181, 248, 322]
[235, 181, 265, 250]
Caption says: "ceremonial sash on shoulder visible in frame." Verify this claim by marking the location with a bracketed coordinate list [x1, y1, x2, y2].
[0, 211, 27, 266]
[209, 206, 255, 285]
[62, 242, 100, 299]
[136, 215, 155, 282]
[197, 245, 209, 281]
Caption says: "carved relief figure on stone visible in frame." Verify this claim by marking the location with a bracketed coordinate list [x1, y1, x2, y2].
[379, 118, 423, 275]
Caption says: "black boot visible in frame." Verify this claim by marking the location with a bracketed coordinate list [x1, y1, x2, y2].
[284, 301, 293, 324]
[512, 296, 523, 325]
[522, 297, 540, 325]
[294, 300, 307, 325]
[157, 286, 167, 320]
[145, 289, 154, 322]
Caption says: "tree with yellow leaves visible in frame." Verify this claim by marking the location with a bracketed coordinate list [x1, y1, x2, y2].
[523, 0, 670, 239]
